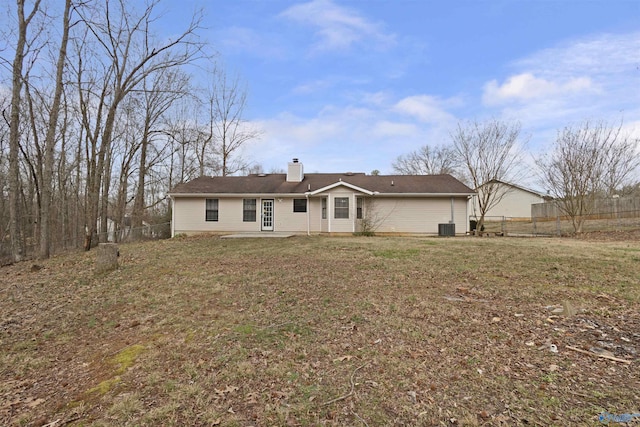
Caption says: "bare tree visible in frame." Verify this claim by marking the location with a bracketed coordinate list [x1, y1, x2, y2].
[7, 0, 42, 262]
[55, 91, 79, 249]
[162, 99, 203, 186]
[1, 0, 215, 257]
[39, 0, 72, 259]
[451, 119, 525, 234]
[0, 96, 9, 247]
[207, 67, 261, 176]
[131, 69, 190, 232]
[618, 181, 640, 198]
[392, 144, 458, 176]
[111, 101, 140, 241]
[74, 0, 203, 250]
[355, 197, 395, 235]
[537, 120, 640, 233]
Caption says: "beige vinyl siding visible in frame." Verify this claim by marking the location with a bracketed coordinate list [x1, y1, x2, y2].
[473, 183, 545, 219]
[272, 197, 307, 232]
[310, 198, 323, 233]
[368, 197, 467, 234]
[273, 197, 324, 233]
[172, 194, 470, 235]
[172, 197, 208, 235]
[173, 197, 262, 234]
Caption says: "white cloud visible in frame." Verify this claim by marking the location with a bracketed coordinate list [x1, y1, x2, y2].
[516, 32, 640, 79]
[480, 31, 640, 152]
[483, 73, 594, 106]
[249, 93, 461, 174]
[360, 91, 392, 107]
[218, 26, 285, 59]
[482, 32, 640, 113]
[280, 0, 395, 53]
[291, 79, 334, 95]
[393, 95, 457, 124]
[372, 121, 419, 138]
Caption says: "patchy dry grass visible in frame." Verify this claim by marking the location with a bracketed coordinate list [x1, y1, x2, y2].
[1, 234, 639, 426]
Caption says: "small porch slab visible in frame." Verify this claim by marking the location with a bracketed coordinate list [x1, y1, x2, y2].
[220, 232, 295, 239]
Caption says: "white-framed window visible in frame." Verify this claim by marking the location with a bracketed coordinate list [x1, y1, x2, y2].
[205, 198, 219, 221]
[293, 198, 307, 213]
[321, 198, 327, 219]
[334, 197, 349, 219]
[243, 198, 257, 222]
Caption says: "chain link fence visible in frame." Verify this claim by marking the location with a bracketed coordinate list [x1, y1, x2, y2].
[1, 222, 171, 265]
[470, 210, 640, 237]
[469, 197, 640, 237]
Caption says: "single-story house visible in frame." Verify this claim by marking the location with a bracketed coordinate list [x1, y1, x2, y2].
[168, 159, 475, 236]
[471, 179, 551, 220]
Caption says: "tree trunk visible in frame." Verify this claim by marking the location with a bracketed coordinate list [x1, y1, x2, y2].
[8, 1, 41, 262]
[99, 142, 113, 242]
[85, 166, 99, 250]
[39, 0, 71, 259]
[476, 215, 486, 237]
[85, 104, 118, 250]
[132, 124, 150, 236]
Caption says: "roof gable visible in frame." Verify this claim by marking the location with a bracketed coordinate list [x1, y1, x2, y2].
[479, 179, 548, 198]
[309, 181, 374, 196]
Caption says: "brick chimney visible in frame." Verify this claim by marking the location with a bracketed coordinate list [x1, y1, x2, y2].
[286, 158, 304, 182]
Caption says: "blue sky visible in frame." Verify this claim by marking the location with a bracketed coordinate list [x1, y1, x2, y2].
[101, 1, 640, 176]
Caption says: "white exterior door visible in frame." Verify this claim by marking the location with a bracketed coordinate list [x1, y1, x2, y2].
[262, 199, 274, 231]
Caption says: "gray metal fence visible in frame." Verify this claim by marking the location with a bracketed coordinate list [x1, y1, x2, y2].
[468, 197, 640, 237]
[1, 222, 171, 265]
[470, 211, 640, 237]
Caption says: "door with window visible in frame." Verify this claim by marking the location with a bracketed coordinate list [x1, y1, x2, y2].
[262, 199, 274, 231]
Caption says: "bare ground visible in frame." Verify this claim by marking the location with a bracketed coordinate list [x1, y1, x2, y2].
[1, 234, 639, 426]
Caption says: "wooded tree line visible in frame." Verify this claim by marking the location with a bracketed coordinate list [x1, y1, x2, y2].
[393, 118, 640, 234]
[1, 0, 260, 262]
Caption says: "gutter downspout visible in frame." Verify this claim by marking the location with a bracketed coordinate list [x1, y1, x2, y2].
[352, 194, 356, 233]
[170, 196, 175, 237]
[450, 197, 454, 223]
[305, 193, 310, 236]
[328, 195, 331, 233]
[466, 196, 471, 233]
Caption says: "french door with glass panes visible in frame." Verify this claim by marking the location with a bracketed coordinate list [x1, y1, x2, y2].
[261, 199, 274, 231]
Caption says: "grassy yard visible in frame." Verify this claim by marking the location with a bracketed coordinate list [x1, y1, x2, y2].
[1, 234, 639, 426]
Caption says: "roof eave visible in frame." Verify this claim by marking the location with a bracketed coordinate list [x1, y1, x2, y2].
[169, 191, 476, 198]
[372, 192, 476, 197]
[168, 192, 309, 198]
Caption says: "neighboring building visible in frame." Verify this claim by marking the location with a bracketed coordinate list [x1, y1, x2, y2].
[471, 179, 550, 220]
[168, 159, 475, 236]
[97, 216, 153, 242]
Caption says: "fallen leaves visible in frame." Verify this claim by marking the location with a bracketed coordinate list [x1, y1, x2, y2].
[215, 385, 239, 398]
[1, 236, 638, 426]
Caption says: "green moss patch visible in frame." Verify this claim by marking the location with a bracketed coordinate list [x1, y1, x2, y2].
[111, 344, 145, 374]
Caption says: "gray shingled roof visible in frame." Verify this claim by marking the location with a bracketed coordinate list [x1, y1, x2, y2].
[169, 173, 474, 196]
